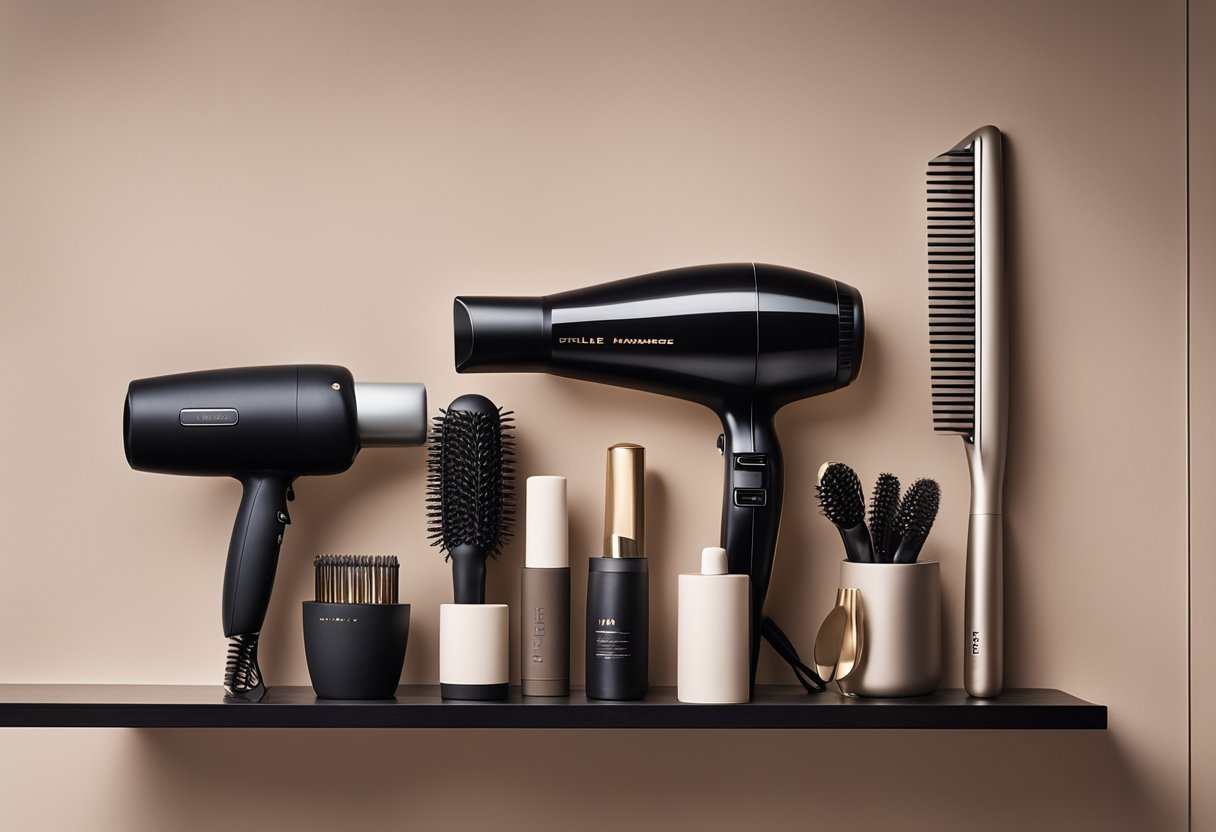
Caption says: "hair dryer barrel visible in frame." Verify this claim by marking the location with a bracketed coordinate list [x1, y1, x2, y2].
[124, 367, 427, 476]
[123, 365, 361, 476]
[454, 263, 863, 408]
[455, 264, 757, 406]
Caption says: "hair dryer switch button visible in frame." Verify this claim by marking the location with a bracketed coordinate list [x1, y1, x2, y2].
[276, 509, 291, 525]
[734, 454, 768, 470]
[733, 488, 767, 507]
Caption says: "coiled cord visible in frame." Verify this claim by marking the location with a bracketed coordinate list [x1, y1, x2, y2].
[224, 633, 266, 702]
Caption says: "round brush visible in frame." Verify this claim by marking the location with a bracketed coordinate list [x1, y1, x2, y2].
[426, 394, 516, 603]
[891, 478, 941, 564]
[869, 472, 902, 563]
[816, 462, 875, 563]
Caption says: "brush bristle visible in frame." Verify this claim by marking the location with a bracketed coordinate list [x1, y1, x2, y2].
[869, 472, 901, 561]
[816, 462, 866, 528]
[894, 478, 941, 545]
[928, 146, 976, 437]
[425, 406, 516, 558]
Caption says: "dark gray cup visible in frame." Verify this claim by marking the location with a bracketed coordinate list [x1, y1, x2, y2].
[303, 601, 410, 699]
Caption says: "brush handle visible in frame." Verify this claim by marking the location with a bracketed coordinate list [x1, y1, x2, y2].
[451, 542, 488, 604]
[963, 512, 1003, 697]
[891, 535, 924, 564]
[838, 522, 875, 563]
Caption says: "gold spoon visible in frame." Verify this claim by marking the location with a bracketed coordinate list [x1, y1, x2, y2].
[834, 587, 864, 682]
[814, 604, 847, 682]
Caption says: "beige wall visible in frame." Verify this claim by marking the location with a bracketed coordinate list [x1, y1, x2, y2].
[0, 2, 1195, 830]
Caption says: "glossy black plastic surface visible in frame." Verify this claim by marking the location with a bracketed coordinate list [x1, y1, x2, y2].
[454, 264, 865, 687]
[440, 683, 510, 701]
[453, 298, 547, 372]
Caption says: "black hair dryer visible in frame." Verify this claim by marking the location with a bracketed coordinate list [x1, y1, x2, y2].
[454, 264, 864, 689]
[124, 365, 426, 701]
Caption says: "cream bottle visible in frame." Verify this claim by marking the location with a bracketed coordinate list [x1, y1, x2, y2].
[678, 546, 750, 703]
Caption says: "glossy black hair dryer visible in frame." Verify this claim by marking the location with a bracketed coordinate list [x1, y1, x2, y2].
[124, 365, 426, 701]
[453, 263, 864, 690]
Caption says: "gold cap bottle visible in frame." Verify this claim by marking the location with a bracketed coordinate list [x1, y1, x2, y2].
[587, 442, 649, 700]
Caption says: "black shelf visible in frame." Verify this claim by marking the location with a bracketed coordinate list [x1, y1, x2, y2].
[0, 685, 1105, 729]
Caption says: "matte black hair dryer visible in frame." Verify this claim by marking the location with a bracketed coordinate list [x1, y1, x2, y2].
[124, 365, 426, 700]
[454, 263, 864, 689]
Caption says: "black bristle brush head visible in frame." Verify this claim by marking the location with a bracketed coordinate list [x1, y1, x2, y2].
[891, 478, 942, 564]
[816, 462, 865, 528]
[425, 394, 516, 560]
[869, 472, 901, 563]
[816, 462, 875, 563]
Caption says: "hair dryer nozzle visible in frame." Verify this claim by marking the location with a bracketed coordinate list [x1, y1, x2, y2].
[354, 383, 427, 446]
[454, 297, 547, 373]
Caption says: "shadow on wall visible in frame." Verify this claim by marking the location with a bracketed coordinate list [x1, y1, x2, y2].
[121, 727, 1165, 832]
[1001, 136, 1031, 691]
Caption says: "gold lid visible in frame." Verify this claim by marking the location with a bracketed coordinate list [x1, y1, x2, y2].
[603, 443, 645, 558]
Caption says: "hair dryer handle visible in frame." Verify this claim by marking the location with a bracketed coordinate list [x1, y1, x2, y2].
[222, 474, 295, 639]
[720, 409, 784, 689]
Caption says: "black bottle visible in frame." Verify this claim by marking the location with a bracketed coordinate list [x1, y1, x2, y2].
[586, 443, 648, 701]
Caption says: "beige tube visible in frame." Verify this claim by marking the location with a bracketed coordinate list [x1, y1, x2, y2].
[522, 476, 570, 697]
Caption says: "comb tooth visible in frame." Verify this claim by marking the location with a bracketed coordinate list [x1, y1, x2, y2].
[927, 145, 977, 437]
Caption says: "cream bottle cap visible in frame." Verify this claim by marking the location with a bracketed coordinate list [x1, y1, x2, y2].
[526, 476, 568, 568]
[701, 547, 728, 575]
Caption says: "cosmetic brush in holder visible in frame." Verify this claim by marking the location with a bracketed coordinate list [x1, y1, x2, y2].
[303, 555, 410, 700]
[817, 462, 875, 563]
[815, 464, 944, 697]
[428, 394, 515, 700]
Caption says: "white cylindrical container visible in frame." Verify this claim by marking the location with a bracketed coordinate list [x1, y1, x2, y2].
[677, 547, 750, 704]
[439, 603, 509, 700]
[835, 561, 941, 698]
